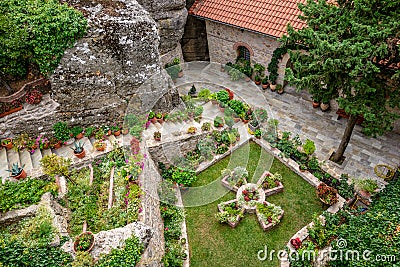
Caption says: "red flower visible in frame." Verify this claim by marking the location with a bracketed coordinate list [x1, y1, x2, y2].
[244, 196, 250, 201]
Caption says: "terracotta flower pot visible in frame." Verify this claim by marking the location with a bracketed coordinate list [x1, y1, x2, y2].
[178, 71, 184, 78]
[73, 232, 95, 253]
[320, 102, 330, 112]
[157, 118, 163, 124]
[262, 84, 269, 90]
[74, 149, 86, 159]
[312, 102, 320, 108]
[113, 130, 121, 136]
[12, 169, 27, 180]
[2, 138, 13, 150]
[150, 117, 157, 124]
[75, 133, 84, 139]
[122, 129, 129, 135]
[52, 141, 62, 149]
[96, 143, 106, 151]
[154, 137, 161, 141]
[255, 81, 261, 85]
[270, 84, 276, 91]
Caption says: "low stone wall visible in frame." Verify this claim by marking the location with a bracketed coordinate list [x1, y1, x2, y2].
[148, 131, 209, 168]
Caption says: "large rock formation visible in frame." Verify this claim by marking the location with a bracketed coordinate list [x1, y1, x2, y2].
[136, 0, 188, 58]
[0, 0, 184, 138]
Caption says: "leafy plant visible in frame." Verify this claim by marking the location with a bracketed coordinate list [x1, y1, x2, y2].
[96, 237, 143, 267]
[72, 251, 94, 267]
[256, 202, 283, 226]
[303, 139, 316, 158]
[214, 116, 224, 127]
[170, 168, 197, 186]
[187, 126, 197, 134]
[71, 126, 83, 138]
[354, 178, 378, 193]
[254, 129, 262, 138]
[0, 0, 87, 77]
[40, 154, 71, 179]
[198, 88, 211, 99]
[84, 127, 95, 137]
[0, 178, 58, 212]
[53, 121, 71, 142]
[224, 115, 234, 128]
[216, 90, 230, 104]
[227, 99, 245, 117]
[194, 106, 203, 117]
[316, 183, 338, 205]
[201, 122, 211, 131]
[70, 141, 84, 154]
[216, 202, 243, 223]
[154, 131, 161, 140]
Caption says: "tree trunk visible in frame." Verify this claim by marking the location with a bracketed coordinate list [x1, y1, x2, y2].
[332, 114, 358, 163]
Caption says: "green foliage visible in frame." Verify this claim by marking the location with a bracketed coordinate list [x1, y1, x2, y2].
[267, 47, 287, 84]
[196, 136, 215, 160]
[71, 126, 83, 138]
[201, 122, 211, 132]
[158, 180, 178, 205]
[71, 141, 84, 154]
[0, 241, 73, 267]
[84, 127, 95, 137]
[96, 236, 144, 267]
[328, 178, 400, 266]
[53, 122, 71, 142]
[354, 178, 378, 193]
[40, 154, 71, 178]
[216, 90, 230, 104]
[171, 168, 197, 187]
[307, 214, 330, 248]
[213, 116, 224, 127]
[227, 99, 246, 116]
[0, 178, 58, 212]
[124, 114, 146, 140]
[0, 0, 87, 77]
[18, 206, 56, 248]
[198, 88, 211, 99]
[283, 0, 400, 140]
[302, 139, 316, 157]
[6, 162, 25, 176]
[72, 251, 94, 267]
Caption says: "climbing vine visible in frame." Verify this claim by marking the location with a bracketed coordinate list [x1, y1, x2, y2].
[267, 47, 287, 85]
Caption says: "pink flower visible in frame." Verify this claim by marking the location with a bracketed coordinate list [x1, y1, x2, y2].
[139, 208, 142, 213]
[125, 159, 129, 163]
[165, 227, 169, 231]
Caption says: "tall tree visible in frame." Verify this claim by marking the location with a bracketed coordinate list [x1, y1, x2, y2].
[282, 0, 400, 162]
[0, 0, 87, 78]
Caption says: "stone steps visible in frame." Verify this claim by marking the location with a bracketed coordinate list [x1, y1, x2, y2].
[0, 134, 130, 182]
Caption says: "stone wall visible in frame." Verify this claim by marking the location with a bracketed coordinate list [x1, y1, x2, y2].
[147, 132, 208, 168]
[181, 15, 210, 62]
[205, 21, 289, 83]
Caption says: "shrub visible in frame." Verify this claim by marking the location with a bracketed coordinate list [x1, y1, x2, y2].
[214, 116, 224, 127]
[0, 178, 58, 212]
[171, 168, 197, 186]
[96, 237, 144, 267]
[216, 90, 230, 104]
[53, 121, 71, 142]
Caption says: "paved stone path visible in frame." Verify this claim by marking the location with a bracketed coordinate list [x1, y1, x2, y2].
[174, 62, 400, 183]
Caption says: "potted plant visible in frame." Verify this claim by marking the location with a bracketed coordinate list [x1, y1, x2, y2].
[208, 93, 218, 105]
[320, 97, 330, 112]
[7, 162, 27, 180]
[1, 138, 13, 150]
[111, 124, 121, 136]
[354, 178, 378, 199]
[71, 126, 84, 139]
[254, 75, 262, 85]
[316, 183, 338, 205]
[194, 106, 203, 119]
[35, 135, 49, 149]
[12, 133, 31, 152]
[253, 63, 266, 80]
[224, 116, 235, 129]
[154, 131, 161, 141]
[50, 137, 62, 149]
[261, 77, 269, 90]
[71, 141, 85, 159]
[148, 111, 156, 123]
[254, 129, 262, 139]
[248, 119, 260, 134]
[187, 126, 197, 134]
[94, 140, 106, 151]
[188, 84, 197, 97]
[216, 90, 230, 105]
[84, 127, 95, 138]
[214, 116, 224, 127]
[155, 112, 163, 123]
[312, 95, 321, 108]
[299, 164, 308, 172]
[94, 128, 106, 141]
[201, 122, 211, 132]
[276, 84, 284, 94]
[73, 232, 95, 253]
[53, 122, 73, 144]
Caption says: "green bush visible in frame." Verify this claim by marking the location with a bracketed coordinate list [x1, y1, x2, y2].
[0, 178, 58, 212]
[96, 237, 144, 267]
[216, 90, 230, 104]
[0, 0, 87, 77]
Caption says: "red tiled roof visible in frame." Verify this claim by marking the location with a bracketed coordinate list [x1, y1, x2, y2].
[189, 0, 307, 38]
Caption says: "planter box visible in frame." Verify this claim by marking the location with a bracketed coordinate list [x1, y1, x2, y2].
[217, 200, 244, 228]
[221, 175, 247, 193]
[257, 171, 284, 196]
[256, 206, 284, 231]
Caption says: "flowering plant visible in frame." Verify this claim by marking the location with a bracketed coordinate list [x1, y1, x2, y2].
[118, 155, 144, 182]
[25, 90, 43, 105]
[35, 134, 49, 149]
[316, 183, 338, 205]
[290, 237, 302, 250]
[260, 172, 282, 190]
[256, 201, 283, 226]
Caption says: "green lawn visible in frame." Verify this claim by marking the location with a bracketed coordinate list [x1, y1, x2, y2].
[183, 141, 325, 267]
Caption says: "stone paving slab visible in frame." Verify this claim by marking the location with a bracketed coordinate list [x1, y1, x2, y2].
[175, 62, 400, 182]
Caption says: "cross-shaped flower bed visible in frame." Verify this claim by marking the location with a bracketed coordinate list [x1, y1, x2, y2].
[217, 167, 285, 231]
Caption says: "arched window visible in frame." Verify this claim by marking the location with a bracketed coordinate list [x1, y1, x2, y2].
[237, 46, 251, 61]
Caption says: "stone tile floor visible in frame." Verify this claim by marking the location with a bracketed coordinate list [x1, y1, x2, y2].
[175, 62, 400, 184]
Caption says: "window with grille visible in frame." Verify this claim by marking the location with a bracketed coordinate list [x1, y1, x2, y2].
[237, 46, 251, 61]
